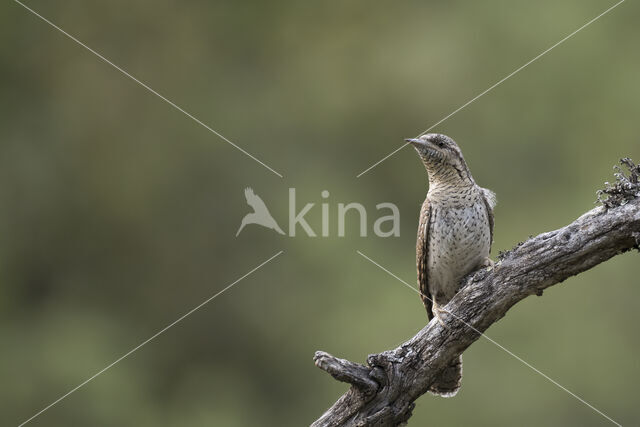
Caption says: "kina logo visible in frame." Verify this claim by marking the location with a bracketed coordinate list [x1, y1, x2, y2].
[236, 187, 285, 236]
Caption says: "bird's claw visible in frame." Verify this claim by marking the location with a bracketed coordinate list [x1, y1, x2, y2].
[432, 303, 449, 328]
[483, 257, 495, 270]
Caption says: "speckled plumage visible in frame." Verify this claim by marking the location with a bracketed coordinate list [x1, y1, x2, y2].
[410, 133, 495, 397]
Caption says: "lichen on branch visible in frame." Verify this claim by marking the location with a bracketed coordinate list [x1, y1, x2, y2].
[597, 158, 640, 208]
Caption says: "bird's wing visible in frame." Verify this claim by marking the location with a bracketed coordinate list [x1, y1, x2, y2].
[244, 187, 255, 202]
[244, 187, 269, 213]
[480, 187, 496, 249]
[416, 198, 433, 320]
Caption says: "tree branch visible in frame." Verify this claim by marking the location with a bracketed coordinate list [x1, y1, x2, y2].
[312, 159, 640, 427]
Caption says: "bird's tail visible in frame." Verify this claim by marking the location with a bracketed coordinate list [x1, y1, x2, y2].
[428, 355, 462, 397]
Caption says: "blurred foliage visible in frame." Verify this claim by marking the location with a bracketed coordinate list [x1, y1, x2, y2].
[1, 0, 639, 426]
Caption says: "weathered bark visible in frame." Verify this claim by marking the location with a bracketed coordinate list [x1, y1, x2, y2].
[312, 159, 640, 427]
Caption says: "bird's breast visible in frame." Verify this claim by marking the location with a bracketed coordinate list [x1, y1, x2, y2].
[426, 193, 491, 303]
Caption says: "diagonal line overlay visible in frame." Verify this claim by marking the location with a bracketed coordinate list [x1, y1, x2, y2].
[13, 0, 284, 178]
[356, 0, 625, 178]
[18, 250, 284, 427]
[356, 250, 622, 427]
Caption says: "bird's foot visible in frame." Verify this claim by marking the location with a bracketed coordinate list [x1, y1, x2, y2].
[432, 303, 450, 328]
[482, 257, 495, 270]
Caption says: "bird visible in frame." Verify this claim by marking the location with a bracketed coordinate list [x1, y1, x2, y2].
[406, 133, 496, 397]
[236, 187, 285, 236]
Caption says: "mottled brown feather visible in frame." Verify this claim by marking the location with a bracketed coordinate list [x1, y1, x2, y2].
[481, 194, 495, 248]
[416, 198, 433, 319]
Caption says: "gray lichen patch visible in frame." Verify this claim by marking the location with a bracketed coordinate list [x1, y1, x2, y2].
[597, 158, 640, 208]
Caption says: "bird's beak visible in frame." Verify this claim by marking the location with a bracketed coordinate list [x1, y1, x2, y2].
[405, 138, 423, 147]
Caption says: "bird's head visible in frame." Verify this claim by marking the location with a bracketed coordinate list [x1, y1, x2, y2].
[405, 133, 473, 184]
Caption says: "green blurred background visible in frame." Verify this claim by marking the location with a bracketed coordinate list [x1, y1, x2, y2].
[1, 0, 639, 425]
